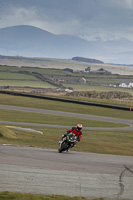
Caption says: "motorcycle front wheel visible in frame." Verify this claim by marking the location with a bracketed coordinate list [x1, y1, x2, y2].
[58, 142, 69, 153]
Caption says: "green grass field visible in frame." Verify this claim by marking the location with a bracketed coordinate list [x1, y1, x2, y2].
[0, 93, 133, 156]
[0, 191, 123, 200]
[0, 93, 133, 120]
[0, 71, 37, 80]
[0, 79, 56, 88]
[0, 108, 127, 127]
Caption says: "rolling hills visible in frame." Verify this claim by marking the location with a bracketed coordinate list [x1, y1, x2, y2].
[0, 25, 133, 64]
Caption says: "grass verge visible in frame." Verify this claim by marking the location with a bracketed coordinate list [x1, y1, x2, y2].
[0, 108, 127, 128]
[0, 126, 133, 156]
[0, 93, 133, 120]
[0, 191, 127, 200]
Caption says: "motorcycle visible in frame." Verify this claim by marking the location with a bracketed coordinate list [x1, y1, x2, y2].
[58, 133, 77, 153]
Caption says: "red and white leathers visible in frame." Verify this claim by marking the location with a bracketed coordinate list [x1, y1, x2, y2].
[65, 127, 82, 142]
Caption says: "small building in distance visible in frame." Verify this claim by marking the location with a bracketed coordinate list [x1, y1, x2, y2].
[91, 68, 111, 75]
[62, 68, 73, 73]
[119, 81, 133, 88]
[79, 77, 87, 84]
[83, 67, 111, 75]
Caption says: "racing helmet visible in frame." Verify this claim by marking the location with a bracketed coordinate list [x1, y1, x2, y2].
[77, 124, 82, 130]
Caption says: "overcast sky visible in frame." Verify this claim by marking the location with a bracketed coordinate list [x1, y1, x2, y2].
[0, 0, 133, 42]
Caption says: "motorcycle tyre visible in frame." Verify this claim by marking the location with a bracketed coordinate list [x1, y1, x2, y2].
[58, 143, 69, 153]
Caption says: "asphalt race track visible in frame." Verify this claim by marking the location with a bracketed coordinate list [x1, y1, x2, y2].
[0, 145, 133, 199]
[0, 104, 133, 199]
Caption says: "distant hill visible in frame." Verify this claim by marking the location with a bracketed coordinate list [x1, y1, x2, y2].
[0, 54, 104, 64]
[0, 25, 93, 59]
[72, 57, 104, 64]
[0, 55, 51, 61]
[0, 25, 133, 64]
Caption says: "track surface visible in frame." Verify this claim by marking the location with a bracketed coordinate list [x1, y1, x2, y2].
[0, 104, 133, 199]
[0, 145, 133, 199]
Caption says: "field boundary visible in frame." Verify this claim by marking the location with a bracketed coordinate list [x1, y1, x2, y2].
[0, 90, 132, 111]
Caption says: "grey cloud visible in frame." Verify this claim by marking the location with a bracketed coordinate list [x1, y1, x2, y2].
[0, 0, 133, 41]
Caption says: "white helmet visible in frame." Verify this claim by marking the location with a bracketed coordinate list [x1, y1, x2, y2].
[77, 124, 82, 130]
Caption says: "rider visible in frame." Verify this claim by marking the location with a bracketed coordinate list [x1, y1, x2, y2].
[59, 124, 83, 148]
